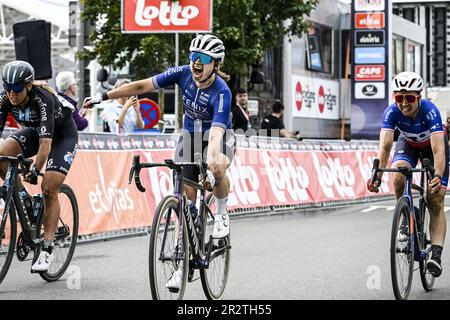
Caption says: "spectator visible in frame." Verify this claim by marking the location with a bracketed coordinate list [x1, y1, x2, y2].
[232, 88, 251, 133]
[260, 101, 299, 139]
[101, 79, 145, 134]
[55, 71, 89, 131]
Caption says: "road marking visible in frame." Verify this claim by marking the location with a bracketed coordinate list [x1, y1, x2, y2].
[361, 206, 394, 213]
[362, 205, 450, 213]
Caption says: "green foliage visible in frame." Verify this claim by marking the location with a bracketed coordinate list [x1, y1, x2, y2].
[79, 0, 318, 80]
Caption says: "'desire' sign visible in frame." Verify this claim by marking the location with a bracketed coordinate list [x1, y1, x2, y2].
[121, 0, 212, 33]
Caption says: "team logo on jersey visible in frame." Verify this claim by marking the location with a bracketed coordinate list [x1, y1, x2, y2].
[64, 152, 75, 165]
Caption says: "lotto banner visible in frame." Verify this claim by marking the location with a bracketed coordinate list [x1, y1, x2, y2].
[45, 148, 397, 235]
[122, 0, 212, 33]
[1, 147, 398, 236]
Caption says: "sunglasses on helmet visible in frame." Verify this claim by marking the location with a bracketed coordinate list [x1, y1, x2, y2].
[189, 51, 214, 65]
[394, 94, 419, 104]
[3, 82, 25, 93]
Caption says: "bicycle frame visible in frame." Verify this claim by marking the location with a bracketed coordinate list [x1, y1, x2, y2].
[129, 156, 229, 270]
[370, 158, 434, 260]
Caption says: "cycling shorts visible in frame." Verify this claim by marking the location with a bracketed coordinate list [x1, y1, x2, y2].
[393, 134, 449, 187]
[174, 130, 236, 183]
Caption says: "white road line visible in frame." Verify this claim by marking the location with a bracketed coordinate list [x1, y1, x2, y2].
[362, 205, 450, 213]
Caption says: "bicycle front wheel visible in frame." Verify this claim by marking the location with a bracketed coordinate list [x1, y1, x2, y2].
[0, 203, 16, 285]
[390, 196, 414, 300]
[39, 184, 79, 282]
[149, 196, 189, 300]
[418, 202, 435, 291]
[200, 194, 231, 300]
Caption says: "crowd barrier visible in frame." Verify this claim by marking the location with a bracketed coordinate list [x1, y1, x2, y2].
[1, 129, 404, 241]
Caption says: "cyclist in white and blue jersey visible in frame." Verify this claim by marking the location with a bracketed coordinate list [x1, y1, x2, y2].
[368, 71, 448, 277]
[84, 34, 235, 290]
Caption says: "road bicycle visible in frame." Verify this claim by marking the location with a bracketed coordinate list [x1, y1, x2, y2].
[0, 155, 79, 285]
[370, 158, 435, 300]
[129, 154, 231, 300]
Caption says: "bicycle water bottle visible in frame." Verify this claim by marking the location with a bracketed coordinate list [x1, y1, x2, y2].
[19, 189, 34, 222]
[32, 194, 44, 224]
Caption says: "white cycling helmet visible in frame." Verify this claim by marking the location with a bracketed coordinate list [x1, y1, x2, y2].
[392, 71, 424, 92]
[189, 34, 225, 63]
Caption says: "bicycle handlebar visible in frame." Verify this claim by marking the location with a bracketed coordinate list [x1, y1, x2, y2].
[128, 154, 208, 193]
[0, 154, 41, 179]
[370, 158, 435, 185]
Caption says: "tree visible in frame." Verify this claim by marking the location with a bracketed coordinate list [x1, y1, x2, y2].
[79, 0, 318, 81]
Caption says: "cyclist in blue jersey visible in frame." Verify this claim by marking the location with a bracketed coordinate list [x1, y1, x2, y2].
[84, 34, 235, 290]
[367, 71, 448, 277]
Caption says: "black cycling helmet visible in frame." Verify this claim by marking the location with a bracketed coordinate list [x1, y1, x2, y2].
[2, 60, 35, 84]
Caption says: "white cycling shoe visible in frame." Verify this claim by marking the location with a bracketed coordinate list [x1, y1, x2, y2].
[166, 268, 183, 292]
[212, 212, 230, 239]
[31, 251, 54, 272]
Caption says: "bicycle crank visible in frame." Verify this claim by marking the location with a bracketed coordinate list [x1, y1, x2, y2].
[16, 232, 31, 261]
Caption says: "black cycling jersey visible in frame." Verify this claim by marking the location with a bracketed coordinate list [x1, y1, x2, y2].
[0, 86, 70, 139]
[0, 85, 78, 176]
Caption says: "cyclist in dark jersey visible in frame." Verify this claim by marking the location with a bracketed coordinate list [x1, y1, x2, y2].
[84, 34, 235, 291]
[0, 60, 78, 272]
[367, 71, 447, 277]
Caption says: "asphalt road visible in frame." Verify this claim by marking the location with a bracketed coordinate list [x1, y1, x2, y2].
[1, 197, 450, 300]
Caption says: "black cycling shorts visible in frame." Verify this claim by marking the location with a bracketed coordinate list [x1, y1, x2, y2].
[9, 116, 78, 176]
[174, 130, 236, 183]
[393, 134, 449, 187]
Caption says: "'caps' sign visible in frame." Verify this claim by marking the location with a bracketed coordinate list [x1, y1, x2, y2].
[355, 65, 385, 81]
[122, 0, 212, 33]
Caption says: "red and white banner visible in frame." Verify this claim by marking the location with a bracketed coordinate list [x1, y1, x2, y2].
[292, 75, 340, 120]
[1, 146, 402, 236]
[121, 0, 212, 33]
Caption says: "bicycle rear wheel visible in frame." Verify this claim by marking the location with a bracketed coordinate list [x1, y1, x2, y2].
[0, 203, 16, 285]
[390, 196, 414, 300]
[38, 184, 79, 282]
[149, 196, 189, 300]
[200, 194, 231, 300]
[418, 202, 435, 291]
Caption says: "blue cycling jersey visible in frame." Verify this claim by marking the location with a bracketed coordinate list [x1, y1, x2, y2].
[152, 65, 232, 133]
[382, 99, 444, 148]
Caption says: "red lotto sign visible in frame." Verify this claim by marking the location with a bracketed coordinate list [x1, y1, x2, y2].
[122, 0, 212, 33]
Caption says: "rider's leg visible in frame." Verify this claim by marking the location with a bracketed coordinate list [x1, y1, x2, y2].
[427, 188, 447, 247]
[209, 153, 231, 238]
[392, 160, 411, 199]
[40, 171, 66, 247]
[209, 153, 231, 200]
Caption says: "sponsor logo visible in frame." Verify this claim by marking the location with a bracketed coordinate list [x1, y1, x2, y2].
[355, 0, 385, 12]
[218, 93, 224, 113]
[88, 155, 134, 221]
[47, 159, 54, 167]
[355, 82, 385, 99]
[355, 30, 384, 46]
[134, 0, 199, 27]
[318, 86, 325, 113]
[355, 47, 385, 64]
[295, 81, 303, 111]
[355, 65, 385, 81]
[41, 127, 47, 134]
[64, 152, 75, 165]
[355, 12, 385, 29]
